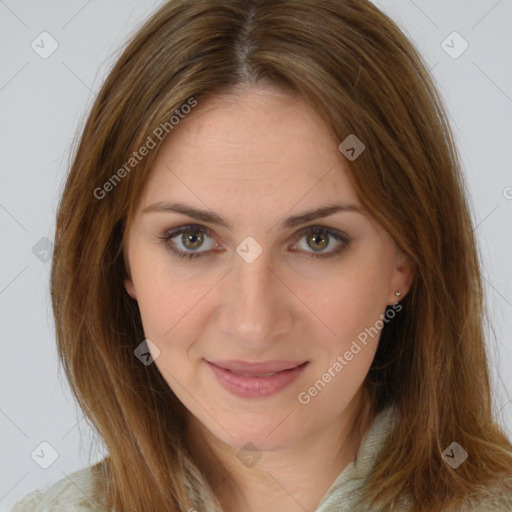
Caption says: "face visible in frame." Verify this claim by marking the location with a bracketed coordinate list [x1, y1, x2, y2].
[123, 85, 412, 453]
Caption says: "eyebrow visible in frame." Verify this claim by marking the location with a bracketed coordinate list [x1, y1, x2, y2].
[142, 201, 366, 230]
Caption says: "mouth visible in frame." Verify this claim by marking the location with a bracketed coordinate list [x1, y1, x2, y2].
[205, 359, 309, 398]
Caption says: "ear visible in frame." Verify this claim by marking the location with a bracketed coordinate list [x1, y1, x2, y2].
[124, 276, 137, 300]
[387, 247, 414, 305]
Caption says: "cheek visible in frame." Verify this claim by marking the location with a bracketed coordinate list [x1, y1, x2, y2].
[297, 274, 385, 413]
[299, 260, 391, 349]
[127, 246, 178, 334]
[129, 249, 218, 352]
[135, 278, 203, 341]
[133, 277, 207, 384]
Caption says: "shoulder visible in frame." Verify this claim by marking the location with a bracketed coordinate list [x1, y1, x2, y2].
[396, 477, 512, 512]
[10, 465, 103, 512]
[454, 478, 512, 511]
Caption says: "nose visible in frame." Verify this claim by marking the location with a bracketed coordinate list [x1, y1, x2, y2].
[217, 246, 294, 351]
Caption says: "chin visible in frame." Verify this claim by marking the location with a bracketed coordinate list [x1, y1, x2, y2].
[212, 421, 303, 453]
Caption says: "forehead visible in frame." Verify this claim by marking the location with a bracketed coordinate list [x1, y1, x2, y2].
[138, 86, 360, 215]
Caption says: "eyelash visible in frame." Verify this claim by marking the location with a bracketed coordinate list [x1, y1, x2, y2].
[158, 224, 350, 260]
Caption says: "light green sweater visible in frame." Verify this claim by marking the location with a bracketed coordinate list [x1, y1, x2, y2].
[10, 403, 512, 511]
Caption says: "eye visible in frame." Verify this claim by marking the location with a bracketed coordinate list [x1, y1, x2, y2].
[290, 225, 350, 259]
[159, 224, 350, 260]
[158, 224, 219, 259]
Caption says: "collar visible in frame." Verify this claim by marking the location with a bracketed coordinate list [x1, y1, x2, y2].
[314, 402, 400, 512]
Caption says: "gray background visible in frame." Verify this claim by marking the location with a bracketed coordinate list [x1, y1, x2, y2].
[1, 0, 511, 509]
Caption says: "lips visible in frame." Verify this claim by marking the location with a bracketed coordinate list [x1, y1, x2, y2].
[206, 359, 307, 376]
[205, 359, 309, 398]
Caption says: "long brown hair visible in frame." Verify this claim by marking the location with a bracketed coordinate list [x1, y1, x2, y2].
[50, 0, 512, 510]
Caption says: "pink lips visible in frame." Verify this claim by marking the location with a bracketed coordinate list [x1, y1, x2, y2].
[205, 359, 308, 398]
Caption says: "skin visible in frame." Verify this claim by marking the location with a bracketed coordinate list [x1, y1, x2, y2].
[123, 84, 413, 512]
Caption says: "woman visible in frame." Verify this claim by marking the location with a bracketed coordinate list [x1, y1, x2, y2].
[11, 0, 512, 511]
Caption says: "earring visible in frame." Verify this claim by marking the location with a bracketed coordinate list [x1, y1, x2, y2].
[395, 290, 402, 297]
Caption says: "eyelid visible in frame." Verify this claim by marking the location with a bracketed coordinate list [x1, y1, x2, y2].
[292, 224, 348, 241]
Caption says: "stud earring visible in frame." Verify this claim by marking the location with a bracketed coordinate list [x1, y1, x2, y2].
[395, 290, 402, 297]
